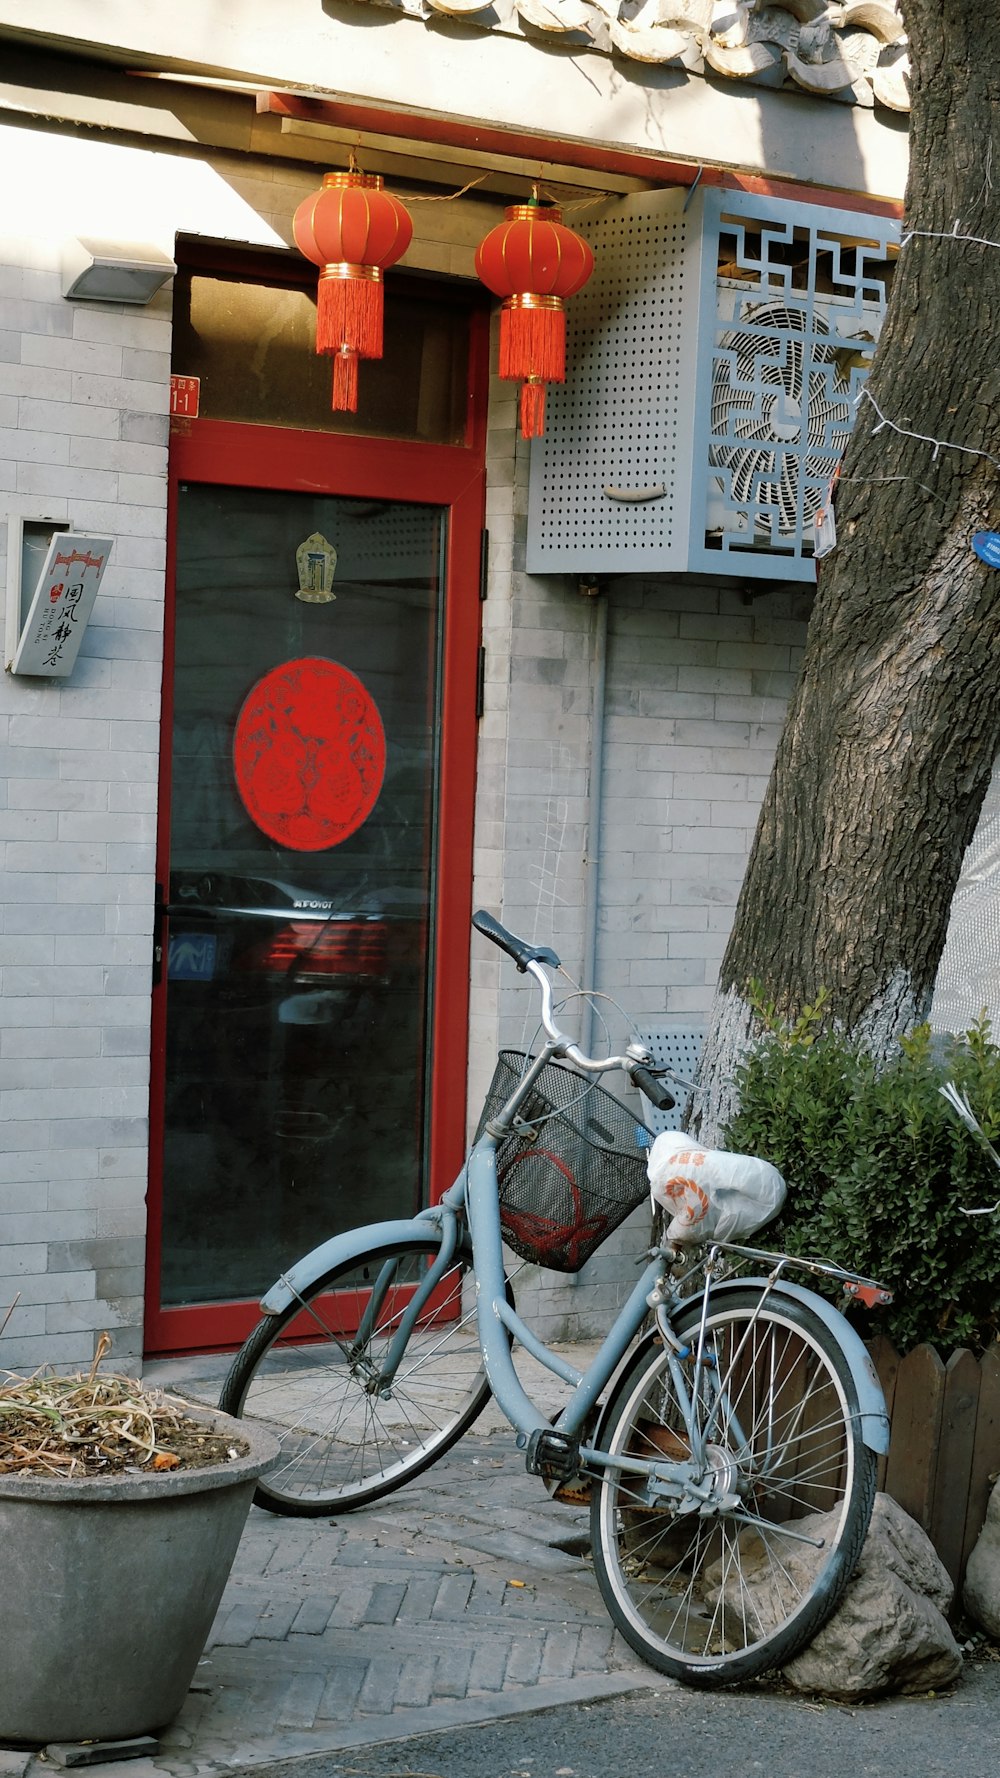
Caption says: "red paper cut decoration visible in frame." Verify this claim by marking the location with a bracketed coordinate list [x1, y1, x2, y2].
[233, 657, 386, 852]
[475, 198, 595, 439]
[292, 168, 413, 413]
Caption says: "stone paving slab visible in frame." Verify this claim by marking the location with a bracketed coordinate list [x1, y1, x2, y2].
[7, 1348, 661, 1778]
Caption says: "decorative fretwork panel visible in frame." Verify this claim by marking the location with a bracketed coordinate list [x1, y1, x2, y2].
[693, 191, 896, 571]
[526, 187, 898, 581]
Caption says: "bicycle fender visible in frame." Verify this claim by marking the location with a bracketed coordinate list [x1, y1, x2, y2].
[595, 1276, 889, 1456]
[258, 1217, 452, 1315]
[714, 1276, 890, 1453]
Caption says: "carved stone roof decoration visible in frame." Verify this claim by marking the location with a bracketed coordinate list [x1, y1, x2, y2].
[357, 0, 910, 113]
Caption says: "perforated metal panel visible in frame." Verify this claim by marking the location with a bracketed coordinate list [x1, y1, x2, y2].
[332, 502, 444, 583]
[636, 1026, 705, 1135]
[526, 188, 899, 581]
[527, 189, 702, 574]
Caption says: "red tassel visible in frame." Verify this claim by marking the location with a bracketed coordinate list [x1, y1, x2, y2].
[499, 302, 565, 385]
[317, 273, 383, 359]
[519, 380, 547, 438]
[332, 347, 359, 412]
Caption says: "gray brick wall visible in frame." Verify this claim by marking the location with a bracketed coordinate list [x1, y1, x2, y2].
[471, 372, 811, 1337]
[0, 114, 812, 1366]
[0, 222, 170, 1367]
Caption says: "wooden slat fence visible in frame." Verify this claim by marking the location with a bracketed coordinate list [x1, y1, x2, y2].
[867, 1337, 1000, 1587]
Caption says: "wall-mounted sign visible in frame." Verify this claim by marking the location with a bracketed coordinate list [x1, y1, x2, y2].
[8, 533, 113, 677]
[170, 374, 200, 418]
[972, 532, 1000, 569]
[232, 656, 386, 851]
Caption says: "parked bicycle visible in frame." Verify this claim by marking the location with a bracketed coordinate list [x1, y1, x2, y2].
[220, 911, 891, 1688]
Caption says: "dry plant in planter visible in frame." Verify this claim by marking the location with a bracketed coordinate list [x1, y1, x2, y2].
[0, 1345, 247, 1479]
[0, 1330, 279, 1748]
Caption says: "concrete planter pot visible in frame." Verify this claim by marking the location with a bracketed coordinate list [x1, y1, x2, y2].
[0, 1406, 279, 1746]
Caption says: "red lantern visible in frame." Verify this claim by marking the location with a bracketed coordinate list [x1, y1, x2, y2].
[475, 200, 595, 438]
[293, 169, 413, 412]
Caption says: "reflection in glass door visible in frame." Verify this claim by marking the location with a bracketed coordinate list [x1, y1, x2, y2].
[159, 484, 445, 1313]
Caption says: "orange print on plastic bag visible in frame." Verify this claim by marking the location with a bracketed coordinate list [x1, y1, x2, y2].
[660, 1174, 710, 1226]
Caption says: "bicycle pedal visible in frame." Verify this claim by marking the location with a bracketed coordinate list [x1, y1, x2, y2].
[525, 1427, 581, 1482]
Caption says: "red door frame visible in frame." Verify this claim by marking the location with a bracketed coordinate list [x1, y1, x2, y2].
[145, 316, 489, 1356]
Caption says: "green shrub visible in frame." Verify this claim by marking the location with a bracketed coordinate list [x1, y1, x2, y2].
[722, 1005, 1000, 1356]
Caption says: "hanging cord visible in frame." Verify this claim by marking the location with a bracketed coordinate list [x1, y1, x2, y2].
[900, 221, 1000, 253]
[535, 183, 613, 214]
[401, 173, 490, 203]
[340, 144, 488, 204]
[340, 150, 610, 212]
[820, 214, 1000, 503]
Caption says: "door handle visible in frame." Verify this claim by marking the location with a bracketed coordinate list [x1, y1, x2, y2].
[153, 887, 168, 988]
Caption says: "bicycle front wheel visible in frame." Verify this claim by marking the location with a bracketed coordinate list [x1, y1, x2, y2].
[590, 1287, 876, 1687]
[220, 1235, 494, 1515]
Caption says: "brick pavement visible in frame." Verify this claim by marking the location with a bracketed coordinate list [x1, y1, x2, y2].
[1, 1347, 660, 1778]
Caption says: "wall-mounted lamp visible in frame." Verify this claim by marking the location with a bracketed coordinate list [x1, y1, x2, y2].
[60, 237, 177, 305]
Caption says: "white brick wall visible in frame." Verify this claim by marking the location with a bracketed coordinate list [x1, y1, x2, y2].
[598, 579, 809, 1023]
[0, 116, 519, 1370]
[0, 110, 813, 1364]
[0, 188, 170, 1368]
[471, 375, 811, 1338]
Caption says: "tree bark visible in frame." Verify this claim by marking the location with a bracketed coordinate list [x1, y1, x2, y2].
[695, 0, 1000, 1142]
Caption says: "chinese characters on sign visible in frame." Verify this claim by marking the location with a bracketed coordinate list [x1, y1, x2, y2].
[9, 534, 113, 677]
[169, 375, 201, 417]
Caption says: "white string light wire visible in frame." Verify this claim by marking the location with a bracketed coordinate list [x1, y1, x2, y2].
[856, 387, 1000, 474]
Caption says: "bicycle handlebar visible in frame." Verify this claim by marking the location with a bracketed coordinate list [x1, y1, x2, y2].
[630, 1064, 676, 1113]
[471, 909, 561, 974]
[472, 910, 676, 1112]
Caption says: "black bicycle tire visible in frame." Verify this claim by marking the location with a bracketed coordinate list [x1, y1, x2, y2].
[219, 1234, 497, 1516]
[589, 1286, 876, 1687]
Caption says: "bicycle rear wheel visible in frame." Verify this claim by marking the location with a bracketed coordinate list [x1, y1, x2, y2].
[219, 1235, 494, 1515]
[590, 1287, 876, 1686]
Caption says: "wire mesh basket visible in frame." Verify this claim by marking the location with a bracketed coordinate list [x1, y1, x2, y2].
[473, 1051, 653, 1272]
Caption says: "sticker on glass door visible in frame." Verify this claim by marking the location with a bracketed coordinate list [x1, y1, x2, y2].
[233, 656, 386, 850]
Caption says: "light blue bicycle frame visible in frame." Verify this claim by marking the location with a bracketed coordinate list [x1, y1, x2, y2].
[269, 1036, 889, 1493]
[340, 1035, 662, 1465]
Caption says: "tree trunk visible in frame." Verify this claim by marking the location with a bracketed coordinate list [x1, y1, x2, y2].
[695, 0, 1000, 1143]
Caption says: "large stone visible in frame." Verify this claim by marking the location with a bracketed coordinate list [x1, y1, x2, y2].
[963, 1475, 1000, 1637]
[704, 1491, 961, 1698]
[781, 1492, 962, 1699]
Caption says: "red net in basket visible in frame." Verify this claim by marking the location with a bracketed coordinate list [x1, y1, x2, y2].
[475, 1053, 652, 1272]
[498, 1148, 610, 1271]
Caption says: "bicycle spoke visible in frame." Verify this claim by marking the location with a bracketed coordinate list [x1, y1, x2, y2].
[591, 1292, 875, 1683]
[221, 1239, 498, 1512]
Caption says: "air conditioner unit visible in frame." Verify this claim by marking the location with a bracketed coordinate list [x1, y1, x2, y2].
[707, 279, 885, 546]
[526, 187, 898, 581]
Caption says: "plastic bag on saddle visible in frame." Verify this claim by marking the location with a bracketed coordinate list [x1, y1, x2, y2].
[647, 1130, 786, 1246]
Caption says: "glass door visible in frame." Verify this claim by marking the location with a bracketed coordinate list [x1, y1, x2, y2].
[147, 402, 485, 1354]
[162, 482, 445, 1310]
